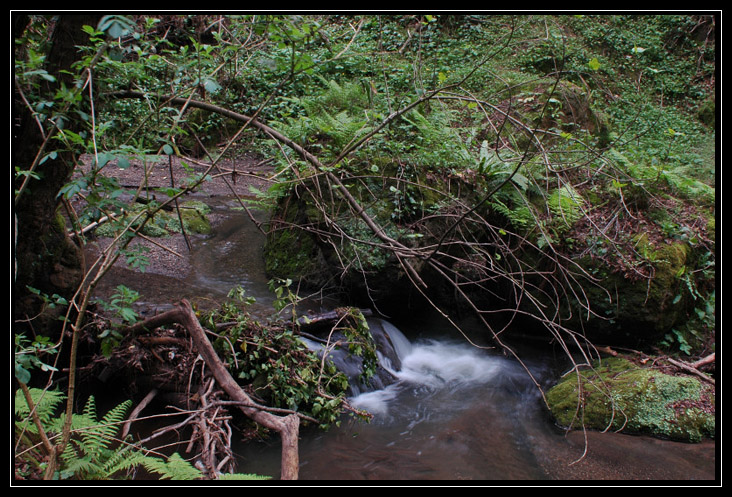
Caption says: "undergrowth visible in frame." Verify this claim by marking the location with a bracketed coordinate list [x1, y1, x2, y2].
[14, 387, 270, 481]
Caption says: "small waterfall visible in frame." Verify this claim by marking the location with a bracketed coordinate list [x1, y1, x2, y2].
[350, 325, 524, 418]
[297, 316, 414, 397]
[396, 339, 503, 388]
[298, 312, 532, 418]
[376, 319, 412, 368]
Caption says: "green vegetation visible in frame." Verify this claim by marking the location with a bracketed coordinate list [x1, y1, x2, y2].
[200, 285, 371, 429]
[13, 14, 715, 480]
[14, 388, 269, 480]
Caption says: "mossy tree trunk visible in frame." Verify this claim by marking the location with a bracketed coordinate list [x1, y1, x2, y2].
[13, 15, 101, 336]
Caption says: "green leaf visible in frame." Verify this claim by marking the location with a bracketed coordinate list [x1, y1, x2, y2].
[58, 177, 88, 199]
[116, 157, 131, 169]
[98, 15, 135, 39]
[588, 57, 601, 71]
[202, 78, 221, 94]
[15, 364, 31, 384]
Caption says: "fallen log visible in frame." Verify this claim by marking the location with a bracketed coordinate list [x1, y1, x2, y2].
[127, 299, 300, 480]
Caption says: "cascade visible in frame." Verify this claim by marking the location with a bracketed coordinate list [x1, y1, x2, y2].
[298, 317, 413, 396]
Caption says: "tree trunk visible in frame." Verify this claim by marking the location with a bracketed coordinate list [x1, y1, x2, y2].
[13, 15, 101, 335]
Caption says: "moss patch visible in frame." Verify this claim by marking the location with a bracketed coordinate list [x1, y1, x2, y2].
[263, 226, 324, 284]
[95, 199, 212, 238]
[171, 201, 212, 235]
[571, 235, 694, 343]
[546, 357, 715, 442]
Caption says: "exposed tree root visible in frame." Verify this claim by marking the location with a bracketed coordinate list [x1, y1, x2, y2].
[126, 299, 300, 480]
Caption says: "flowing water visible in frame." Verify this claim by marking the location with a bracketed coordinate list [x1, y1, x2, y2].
[110, 197, 717, 482]
[235, 322, 716, 481]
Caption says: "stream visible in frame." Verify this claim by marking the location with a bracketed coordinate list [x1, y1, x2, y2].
[106, 196, 716, 482]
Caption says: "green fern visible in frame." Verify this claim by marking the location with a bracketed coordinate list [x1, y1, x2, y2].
[401, 108, 472, 169]
[15, 388, 270, 480]
[310, 76, 370, 114]
[14, 388, 65, 434]
[141, 452, 203, 480]
[142, 453, 273, 481]
[548, 184, 585, 231]
[276, 77, 374, 155]
[490, 187, 536, 232]
[54, 396, 137, 480]
[218, 472, 272, 481]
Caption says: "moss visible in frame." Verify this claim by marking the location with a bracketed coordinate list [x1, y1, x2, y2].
[571, 235, 694, 343]
[95, 200, 212, 237]
[263, 227, 324, 284]
[705, 215, 715, 244]
[546, 357, 715, 442]
[172, 203, 212, 235]
[180, 199, 211, 215]
[696, 97, 715, 127]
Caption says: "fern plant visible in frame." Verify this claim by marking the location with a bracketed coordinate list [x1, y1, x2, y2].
[52, 396, 140, 480]
[14, 387, 65, 435]
[547, 184, 585, 232]
[277, 77, 374, 150]
[15, 388, 271, 480]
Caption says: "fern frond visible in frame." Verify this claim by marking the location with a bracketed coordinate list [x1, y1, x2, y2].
[142, 452, 203, 480]
[548, 184, 585, 230]
[60, 439, 103, 479]
[65, 396, 127, 457]
[92, 398, 132, 447]
[14, 388, 65, 433]
[101, 447, 149, 479]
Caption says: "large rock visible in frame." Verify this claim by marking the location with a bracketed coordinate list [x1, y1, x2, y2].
[570, 237, 697, 345]
[546, 357, 715, 442]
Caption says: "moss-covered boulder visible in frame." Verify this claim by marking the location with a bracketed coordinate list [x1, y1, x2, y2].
[571, 236, 696, 345]
[546, 357, 715, 442]
[262, 171, 455, 310]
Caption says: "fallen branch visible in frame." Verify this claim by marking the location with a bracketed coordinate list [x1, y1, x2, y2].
[296, 308, 372, 332]
[666, 356, 715, 385]
[691, 352, 715, 370]
[121, 388, 158, 439]
[128, 299, 300, 480]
